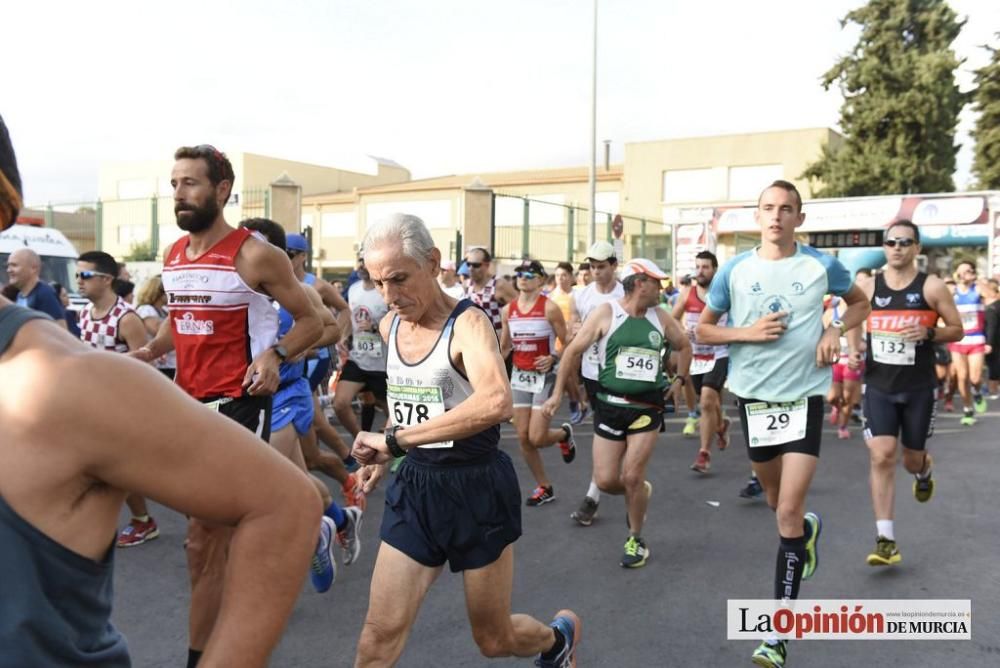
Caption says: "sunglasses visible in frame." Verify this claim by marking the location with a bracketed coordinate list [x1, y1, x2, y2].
[466, 262, 483, 269]
[287, 250, 303, 259]
[883, 238, 916, 248]
[516, 271, 539, 280]
[76, 270, 112, 280]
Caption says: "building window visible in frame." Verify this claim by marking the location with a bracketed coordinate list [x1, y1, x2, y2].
[662, 168, 725, 204]
[320, 211, 357, 237]
[728, 165, 784, 202]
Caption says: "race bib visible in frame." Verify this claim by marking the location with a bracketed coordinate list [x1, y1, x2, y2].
[387, 384, 452, 449]
[690, 355, 716, 376]
[511, 368, 546, 394]
[614, 346, 659, 382]
[871, 332, 915, 366]
[585, 342, 601, 367]
[353, 332, 382, 357]
[961, 311, 979, 330]
[745, 399, 808, 447]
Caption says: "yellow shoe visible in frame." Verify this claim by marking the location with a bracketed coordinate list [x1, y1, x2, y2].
[866, 536, 902, 566]
[682, 416, 698, 436]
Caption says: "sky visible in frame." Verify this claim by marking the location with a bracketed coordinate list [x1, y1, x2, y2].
[4, 0, 999, 205]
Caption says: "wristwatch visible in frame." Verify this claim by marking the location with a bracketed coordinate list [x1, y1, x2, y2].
[271, 343, 289, 362]
[830, 319, 846, 335]
[385, 424, 407, 458]
[926, 327, 936, 342]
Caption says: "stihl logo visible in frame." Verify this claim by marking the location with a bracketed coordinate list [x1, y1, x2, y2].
[868, 310, 935, 331]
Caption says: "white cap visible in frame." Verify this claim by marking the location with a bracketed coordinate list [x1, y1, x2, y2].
[586, 240, 616, 262]
[621, 258, 668, 280]
[440, 260, 456, 271]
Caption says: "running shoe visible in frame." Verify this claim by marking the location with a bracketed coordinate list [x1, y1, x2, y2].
[558, 423, 577, 463]
[571, 496, 598, 526]
[526, 486, 555, 507]
[690, 449, 711, 474]
[974, 394, 988, 414]
[944, 399, 954, 412]
[336, 506, 363, 566]
[828, 405, 839, 425]
[717, 416, 732, 450]
[751, 640, 787, 668]
[960, 412, 976, 426]
[342, 473, 367, 512]
[802, 512, 822, 581]
[837, 426, 850, 440]
[310, 516, 337, 593]
[682, 416, 698, 436]
[116, 516, 160, 548]
[913, 473, 935, 503]
[866, 536, 901, 567]
[568, 408, 582, 424]
[739, 477, 763, 500]
[620, 535, 649, 568]
[535, 609, 581, 668]
[342, 455, 360, 473]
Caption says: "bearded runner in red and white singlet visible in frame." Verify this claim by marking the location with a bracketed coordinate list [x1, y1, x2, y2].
[499, 260, 574, 508]
[132, 145, 322, 667]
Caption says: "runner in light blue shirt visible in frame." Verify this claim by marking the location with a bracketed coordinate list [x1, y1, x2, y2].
[696, 180, 870, 668]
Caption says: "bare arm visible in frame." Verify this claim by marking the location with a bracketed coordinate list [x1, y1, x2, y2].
[65, 354, 321, 667]
[696, 307, 787, 345]
[314, 278, 349, 312]
[671, 286, 690, 321]
[568, 293, 582, 335]
[498, 304, 512, 360]
[543, 303, 611, 417]
[119, 311, 149, 352]
[534, 298, 567, 373]
[921, 276, 964, 344]
[304, 284, 340, 349]
[816, 284, 870, 367]
[659, 309, 691, 378]
[494, 277, 518, 305]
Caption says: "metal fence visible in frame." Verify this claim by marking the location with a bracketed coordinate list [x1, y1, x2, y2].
[490, 193, 672, 270]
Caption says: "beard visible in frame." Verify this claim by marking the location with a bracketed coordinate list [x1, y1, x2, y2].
[358, 266, 371, 282]
[175, 198, 219, 233]
[696, 275, 712, 288]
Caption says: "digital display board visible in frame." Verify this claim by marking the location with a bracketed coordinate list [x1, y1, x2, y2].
[808, 230, 884, 248]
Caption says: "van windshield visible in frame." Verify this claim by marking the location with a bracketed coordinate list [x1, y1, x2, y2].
[0, 253, 80, 298]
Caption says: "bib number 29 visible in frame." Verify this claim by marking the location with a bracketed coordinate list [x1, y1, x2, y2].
[766, 412, 791, 430]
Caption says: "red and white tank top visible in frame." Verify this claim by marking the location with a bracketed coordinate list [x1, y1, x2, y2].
[509, 294, 555, 371]
[682, 287, 728, 371]
[79, 296, 136, 353]
[162, 227, 279, 399]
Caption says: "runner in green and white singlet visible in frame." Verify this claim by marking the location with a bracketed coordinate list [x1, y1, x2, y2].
[545, 258, 691, 569]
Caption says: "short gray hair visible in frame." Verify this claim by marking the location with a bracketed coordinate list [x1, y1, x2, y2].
[362, 213, 436, 266]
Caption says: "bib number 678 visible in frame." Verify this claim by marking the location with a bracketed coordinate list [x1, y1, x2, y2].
[393, 401, 430, 425]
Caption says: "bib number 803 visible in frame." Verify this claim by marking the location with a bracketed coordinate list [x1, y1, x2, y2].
[393, 402, 430, 425]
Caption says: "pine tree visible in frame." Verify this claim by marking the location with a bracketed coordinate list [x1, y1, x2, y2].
[804, 0, 967, 196]
[970, 35, 1000, 189]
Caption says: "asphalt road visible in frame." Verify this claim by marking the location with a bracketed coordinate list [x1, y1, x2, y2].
[113, 400, 1000, 667]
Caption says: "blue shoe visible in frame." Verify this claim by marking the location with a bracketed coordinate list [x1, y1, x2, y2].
[535, 609, 581, 667]
[342, 455, 360, 474]
[310, 516, 337, 593]
[570, 406, 589, 425]
[803, 512, 822, 581]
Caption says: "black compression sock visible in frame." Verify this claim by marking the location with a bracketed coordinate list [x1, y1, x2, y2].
[361, 404, 376, 431]
[187, 649, 203, 668]
[540, 628, 566, 660]
[774, 534, 807, 600]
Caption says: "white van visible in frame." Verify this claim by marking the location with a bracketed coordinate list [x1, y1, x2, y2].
[0, 224, 84, 308]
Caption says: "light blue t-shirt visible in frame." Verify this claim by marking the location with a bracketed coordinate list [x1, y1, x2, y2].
[706, 243, 852, 402]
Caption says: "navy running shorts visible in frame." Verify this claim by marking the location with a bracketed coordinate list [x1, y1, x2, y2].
[593, 395, 663, 442]
[339, 359, 388, 400]
[307, 356, 333, 393]
[862, 384, 936, 451]
[736, 395, 824, 463]
[380, 449, 522, 573]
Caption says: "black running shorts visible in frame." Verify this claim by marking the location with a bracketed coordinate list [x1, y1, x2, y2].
[593, 396, 663, 442]
[201, 394, 272, 442]
[339, 360, 388, 400]
[380, 449, 522, 573]
[691, 358, 728, 395]
[862, 384, 936, 451]
[736, 395, 824, 463]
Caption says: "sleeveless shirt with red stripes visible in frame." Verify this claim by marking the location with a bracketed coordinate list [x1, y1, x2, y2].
[508, 294, 555, 371]
[162, 227, 278, 399]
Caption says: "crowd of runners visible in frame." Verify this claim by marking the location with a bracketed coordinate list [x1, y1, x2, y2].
[0, 121, 990, 667]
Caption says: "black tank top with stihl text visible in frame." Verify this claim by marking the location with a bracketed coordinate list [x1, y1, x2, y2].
[865, 272, 939, 392]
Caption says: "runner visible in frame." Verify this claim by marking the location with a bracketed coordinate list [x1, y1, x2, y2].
[550, 261, 589, 424]
[545, 258, 690, 567]
[862, 220, 963, 567]
[438, 259, 465, 299]
[695, 180, 869, 667]
[499, 259, 575, 507]
[240, 219, 363, 580]
[672, 250, 732, 472]
[824, 295, 865, 440]
[0, 118, 321, 668]
[350, 213, 581, 667]
[568, 241, 624, 526]
[948, 260, 989, 425]
[76, 250, 161, 548]
[463, 245, 517, 335]
[132, 144, 323, 668]
[332, 257, 389, 439]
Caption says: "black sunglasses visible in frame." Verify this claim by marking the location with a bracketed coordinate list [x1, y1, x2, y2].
[287, 250, 304, 259]
[883, 238, 916, 248]
[466, 262, 483, 269]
